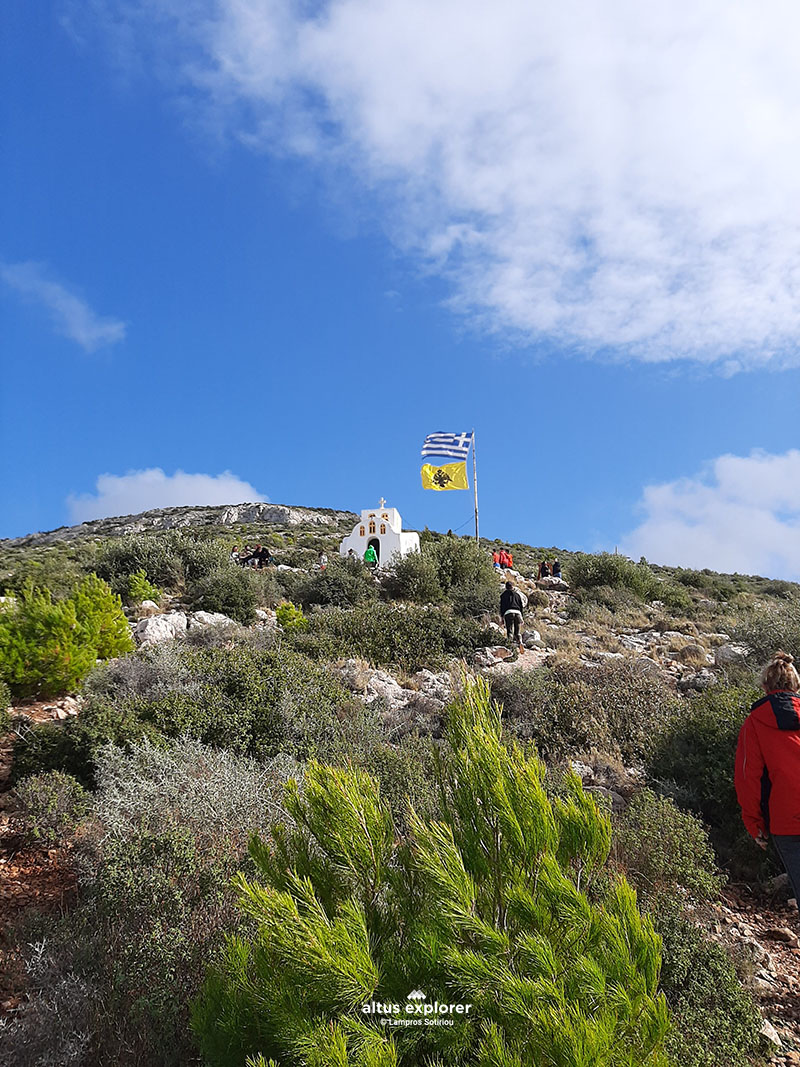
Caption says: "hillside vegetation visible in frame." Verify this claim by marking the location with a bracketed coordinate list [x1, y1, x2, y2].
[1, 505, 797, 1065]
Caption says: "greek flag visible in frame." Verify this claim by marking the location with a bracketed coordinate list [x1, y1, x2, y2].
[421, 431, 473, 460]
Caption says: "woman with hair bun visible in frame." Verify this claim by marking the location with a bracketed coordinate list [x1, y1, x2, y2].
[735, 651, 800, 902]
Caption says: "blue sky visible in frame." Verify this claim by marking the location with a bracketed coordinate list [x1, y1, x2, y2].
[4, 2, 800, 577]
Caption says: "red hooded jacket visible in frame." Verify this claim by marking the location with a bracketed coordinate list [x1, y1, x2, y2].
[734, 690, 800, 838]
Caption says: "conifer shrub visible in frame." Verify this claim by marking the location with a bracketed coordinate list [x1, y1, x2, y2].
[0, 576, 133, 699]
[287, 602, 497, 673]
[612, 789, 723, 903]
[733, 600, 800, 664]
[493, 659, 682, 764]
[126, 568, 162, 605]
[193, 678, 670, 1067]
[275, 601, 308, 631]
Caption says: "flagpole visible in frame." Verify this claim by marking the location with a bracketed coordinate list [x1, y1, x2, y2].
[472, 429, 479, 544]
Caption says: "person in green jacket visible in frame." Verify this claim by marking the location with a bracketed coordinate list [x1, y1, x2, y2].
[364, 544, 378, 569]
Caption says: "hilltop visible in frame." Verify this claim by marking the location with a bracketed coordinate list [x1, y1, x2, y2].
[2, 503, 800, 1064]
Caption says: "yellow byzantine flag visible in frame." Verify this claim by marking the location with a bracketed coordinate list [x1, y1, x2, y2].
[421, 461, 469, 490]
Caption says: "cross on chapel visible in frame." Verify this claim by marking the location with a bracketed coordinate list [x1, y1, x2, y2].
[379, 497, 386, 507]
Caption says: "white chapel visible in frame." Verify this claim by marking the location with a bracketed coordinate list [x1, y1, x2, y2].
[339, 499, 420, 566]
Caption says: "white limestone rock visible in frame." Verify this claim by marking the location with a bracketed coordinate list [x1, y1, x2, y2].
[134, 612, 188, 646]
[714, 643, 750, 667]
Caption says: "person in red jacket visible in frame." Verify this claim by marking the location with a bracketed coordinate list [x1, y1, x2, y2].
[735, 650, 800, 903]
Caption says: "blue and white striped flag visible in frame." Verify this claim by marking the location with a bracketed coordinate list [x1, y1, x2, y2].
[421, 431, 473, 460]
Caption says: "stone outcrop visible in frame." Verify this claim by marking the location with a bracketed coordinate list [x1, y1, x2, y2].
[1, 502, 357, 548]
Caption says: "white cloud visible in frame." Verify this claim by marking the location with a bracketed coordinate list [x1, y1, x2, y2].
[621, 450, 800, 579]
[86, 0, 800, 367]
[1, 260, 126, 352]
[67, 468, 267, 522]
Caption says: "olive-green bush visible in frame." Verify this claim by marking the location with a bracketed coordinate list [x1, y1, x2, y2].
[493, 659, 682, 764]
[287, 601, 497, 673]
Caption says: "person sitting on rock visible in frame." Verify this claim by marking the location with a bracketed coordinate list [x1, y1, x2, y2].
[552, 559, 562, 579]
[538, 560, 550, 579]
[735, 651, 800, 907]
[257, 546, 273, 568]
[500, 581, 525, 654]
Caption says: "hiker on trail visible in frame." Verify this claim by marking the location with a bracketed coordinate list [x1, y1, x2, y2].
[735, 651, 800, 906]
[347, 548, 358, 564]
[505, 549, 514, 571]
[538, 560, 550, 579]
[318, 551, 328, 570]
[552, 559, 562, 579]
[492, 550, 502, 570]
[364, 544, 378, 570]
[500, 581, 525, 654]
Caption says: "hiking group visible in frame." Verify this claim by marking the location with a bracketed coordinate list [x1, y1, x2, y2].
[230, 544, 273, 569]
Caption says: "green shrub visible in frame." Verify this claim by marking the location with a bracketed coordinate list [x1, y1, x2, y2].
[570, 552, 661, 602]
[95, 534, 183, 593]
[275, 601, 308, 631]
[298, 557, 378, 609]
[659, 583, 694, 614]
[656, 904, 763, 1067]
[288, 601, 497, 673]
[0, 576, 133, 699]
[173, 536, 230, 582]
[647, 684, 764, 873]
[733, 601, 800, 665]
[3, 552, 88, 600]
[0, 678, 10, 710]
[193, 678, 669, 1067]
[381, 549, 443, 603]
[13, 645, 363, 782]
[187, 566, 260, 624]
[493, 659, 682, 764]
[126, 568, 162, 605]
[612, 789, 723, 903]
[16, 770, 91, 846]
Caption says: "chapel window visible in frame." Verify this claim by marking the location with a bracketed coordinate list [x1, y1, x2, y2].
[369, 521, 376, 535]
[359, 526, 365, 537]
[380, 524, 386, 534]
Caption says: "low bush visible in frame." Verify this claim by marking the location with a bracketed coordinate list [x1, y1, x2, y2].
[287, 601, 497, 673]
[16, 770, 92, 846]
[193, 678, 669, 1066]
[0, 576, 133, 700]
[95, 534, 183, 593]
[297, 557, 378, 609]
[381, 549, 443, 603]
[5, 739, 300, 1067]
[733, 601, 800, 665]
[493, 659, 682, 764]
[570, 552, 661, 602]
[656, 904, 763, 1067]
[647, 684, 764, 873]
[187, 566, 261, 624]
[612, 789, 723, 903]
[13, 645, 365, 783]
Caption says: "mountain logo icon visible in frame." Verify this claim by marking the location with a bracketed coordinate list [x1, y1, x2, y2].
[406, 989, 427, 1001]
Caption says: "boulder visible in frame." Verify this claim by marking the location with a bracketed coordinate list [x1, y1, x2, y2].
[188, 611, 235, 629]
[714, 643, 750, 667]
[536, 576, 569, 591]
[521, 629, 542, 649]
[409, 669, 452, 704]
[677, 668, 718, 693]
[134, 612, 188, 646]
[474, 646, 512, 667]
[138, 599, 161, 616]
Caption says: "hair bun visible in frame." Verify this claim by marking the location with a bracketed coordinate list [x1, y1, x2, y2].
[774, 651, 795, 664]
